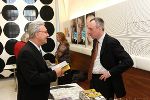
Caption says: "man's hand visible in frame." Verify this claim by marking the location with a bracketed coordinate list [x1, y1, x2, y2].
[54, 67, 64, 77]
[99, 70, 111, 81]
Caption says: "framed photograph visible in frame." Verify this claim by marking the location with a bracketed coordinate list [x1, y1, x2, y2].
[70, 18, 77, 44]
[86, 12, 95, 47]
[76, 15, 86, 45]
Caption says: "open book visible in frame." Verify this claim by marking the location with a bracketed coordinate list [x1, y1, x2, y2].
[51, 61, 70, 72]
[79, 89, 104, 99]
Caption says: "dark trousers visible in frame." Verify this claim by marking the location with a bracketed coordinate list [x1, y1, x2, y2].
[90, 74, 114, 100]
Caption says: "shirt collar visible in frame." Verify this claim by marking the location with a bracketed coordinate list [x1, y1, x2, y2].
[29, 40, 41, 51]
[98, 32, 106, 45]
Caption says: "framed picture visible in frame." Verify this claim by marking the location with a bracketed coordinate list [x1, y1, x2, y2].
[76, 16, 86, 45]
[86, 12, 95, 47]
[70, 18, 77, 44]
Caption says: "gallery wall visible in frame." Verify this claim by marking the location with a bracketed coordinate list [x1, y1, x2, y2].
[1, 0, 150, 73]
[58, 0, 150, 71]
[95, 0, 150, 71]
[58, 0, 127, 55]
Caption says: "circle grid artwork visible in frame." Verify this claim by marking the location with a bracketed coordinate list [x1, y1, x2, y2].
[0, 0, 55, 75]
[40, 6, 54, 21]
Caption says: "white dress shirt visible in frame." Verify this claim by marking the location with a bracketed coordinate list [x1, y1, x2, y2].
[92, 32, 107, 74]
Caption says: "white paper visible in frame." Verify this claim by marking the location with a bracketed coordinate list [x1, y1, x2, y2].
[51, 61, 68, 70]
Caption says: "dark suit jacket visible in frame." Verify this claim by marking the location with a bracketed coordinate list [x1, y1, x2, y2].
[16, 41, 57, 100]
[92, 34, 133, 98]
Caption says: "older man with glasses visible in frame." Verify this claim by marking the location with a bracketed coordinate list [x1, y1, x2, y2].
[16, 21, 63, 100]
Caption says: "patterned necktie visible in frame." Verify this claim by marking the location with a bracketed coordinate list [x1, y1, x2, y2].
[88, 40, 99, 80]
[39, 49, 45, 60]
[39, 49, 42, 55]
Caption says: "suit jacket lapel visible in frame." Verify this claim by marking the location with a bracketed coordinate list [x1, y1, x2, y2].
[27, 42, 45, 62]
[100, 34, 108, 56]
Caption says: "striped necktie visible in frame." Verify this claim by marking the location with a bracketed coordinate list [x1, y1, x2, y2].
[88, 40, 99, 80]
[39, 49, 42, 55]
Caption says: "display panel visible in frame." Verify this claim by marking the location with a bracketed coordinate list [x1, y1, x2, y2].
[23, 0, 37, 4]
[23, 5, 38, 21]
[40, 0, 53, 4]
[3, 22, 20, 38]
[40, 6, 54, 21]
[2, 5, 18, 21]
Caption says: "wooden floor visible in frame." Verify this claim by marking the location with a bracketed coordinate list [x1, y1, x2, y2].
[123, 68, 150, 100]
[77, 68, 150, 100]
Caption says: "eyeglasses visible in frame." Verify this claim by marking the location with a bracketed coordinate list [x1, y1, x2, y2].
[39, 31, 48, 33]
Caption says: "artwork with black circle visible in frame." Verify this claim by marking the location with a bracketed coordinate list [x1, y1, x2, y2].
[40, 0, 53, 4]
[0, 42, 3, 55]
[0, 58, 5, 73]
[40, 6, 54, 21]
[0, 26, 2, 36]
[2, 0, 16, 4]
[2, 5, 18, 21]
[23, 5, 38, 21]
[3, 22, 20, 38]
[5, 39, 18, 55]
[45, 22, 55, 36]
[42, 38, 55, 52]
[23, 0, 37, 4]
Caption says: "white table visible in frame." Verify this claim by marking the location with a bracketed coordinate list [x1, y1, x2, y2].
[49, 83, 105, 100]
[49, 83, 83, 100]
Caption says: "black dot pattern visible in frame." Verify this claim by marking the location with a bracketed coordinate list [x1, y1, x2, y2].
[3, 22, 20, 38]
[0, 26, 2, 36]
[6, 56, 16, 65]
[2, 0, 16, 4]
[0, 42, 3, 55]
[2, 5, 18, 21]
[23, 0, 37, 4]
[44, 53, 55, 63]
[5, 39, 18, 55]
[23, 5, 38, 21]
[0, 58, 5, 73]
[40, 0, 53, 4]
[41, 38, 55, 52]
[40, 6, 54, 21]
[45, 22, 55, 36]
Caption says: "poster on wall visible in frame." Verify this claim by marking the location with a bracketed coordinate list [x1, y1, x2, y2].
[66, 12, 95, 48]
[63, 20, 71, 42]
[76, 15, 86, 45]
[85, 12, 95, 47]
[70, 18, 77, 44]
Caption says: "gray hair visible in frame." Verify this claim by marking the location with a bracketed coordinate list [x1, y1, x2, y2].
[27, 21, 45, 39]
[21, 33, 29, 42]
[90, 17, 104, 31]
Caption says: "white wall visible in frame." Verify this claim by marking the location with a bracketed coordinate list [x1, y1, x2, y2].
[58, 0, 126, 32]
[58, 0, 150, 71]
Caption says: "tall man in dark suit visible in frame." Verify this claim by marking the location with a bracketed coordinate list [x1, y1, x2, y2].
[87, 17, 133, 100]
[16, 21, 63, 100]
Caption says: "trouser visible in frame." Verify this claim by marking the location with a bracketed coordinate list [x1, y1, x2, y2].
[90, 74, 114, 100]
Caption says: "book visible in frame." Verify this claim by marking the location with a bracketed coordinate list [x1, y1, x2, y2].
[60, 97, 72, 100]
[79, 89, 104, 100]
[51, 61, 70, 72]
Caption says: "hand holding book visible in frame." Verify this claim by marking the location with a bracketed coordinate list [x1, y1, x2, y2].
[51, 61, 70, 73]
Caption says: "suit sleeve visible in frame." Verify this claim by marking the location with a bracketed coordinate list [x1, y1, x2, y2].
[109, 39, 134, 76]
[17, 50, 57, 86]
